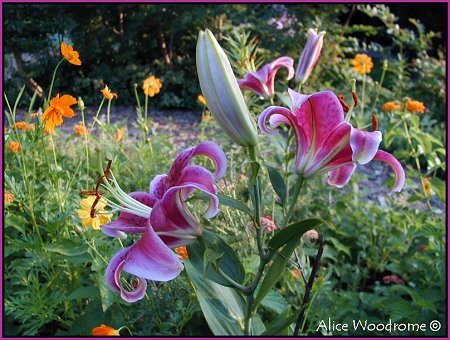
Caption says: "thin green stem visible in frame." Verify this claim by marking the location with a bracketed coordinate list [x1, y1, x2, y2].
[360, 73, 367, 119]
[90, 98, 106, 131]
[369, 63, 387, 114]
[401, 116, 434, 218]
[80, 108, 90, 185]
[49, 134, 64, 210]
[47, 59, 65, 104]
[106, 98, 112, 124]
[284, 175, 304, 227]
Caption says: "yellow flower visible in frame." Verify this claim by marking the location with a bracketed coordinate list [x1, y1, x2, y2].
[77, 196, 112, 230]
[7, 141, 21, 153]
[406, 100, 426, 113]
[351, 54, 373, 74]
[4, 192, 14, 203]
[91, 324, 120, 336]
[382, 101, 401, 111]
[114, 127, 125, 142]
[73, 124, 89, 135]
[60, 41, 82, 66]
[175, 246, 189, 260]
[142, 76, 162, 97]
[41, 94, 77, 133]
[101, 85, 118, 100]
[197, 94, 207, 106]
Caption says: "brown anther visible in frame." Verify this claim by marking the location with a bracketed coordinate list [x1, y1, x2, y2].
[337, 94, 350, 113]
[80, 190, 98, 196]
[351, 91, 359, 108]
[95, 175, 105, 194]
[372, 114, 379, 131]
[104, 159, 112, 180]
[90, 194, 102, 218]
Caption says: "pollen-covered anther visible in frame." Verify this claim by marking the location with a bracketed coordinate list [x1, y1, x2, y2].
[337, 94, 350, 112]
[372, 114, 379, 131]
[352, 91, 359, 107]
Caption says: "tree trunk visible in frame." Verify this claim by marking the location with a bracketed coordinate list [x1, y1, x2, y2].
[12, 48, 44, 98]
[158, 25, 172, 65]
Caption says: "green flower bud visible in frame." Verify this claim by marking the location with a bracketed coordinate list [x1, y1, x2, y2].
[196, 29, 258, 147]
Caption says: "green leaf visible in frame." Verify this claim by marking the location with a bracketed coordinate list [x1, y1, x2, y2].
[267, 165, 287, 206]
[185, 261, 245, 335]
[430, 177, 445, 201]
[67, 286, 99, 300]
[217, 193, 253, 217]
[262, 308, 299, 335]
[261, 290, 288, 314]
[203, 249, 224, 275]
[269, 218, 333, 250]
[43, 239, 88, 256]
[187, 230, 245, 287]
[254, 238, 298, 309]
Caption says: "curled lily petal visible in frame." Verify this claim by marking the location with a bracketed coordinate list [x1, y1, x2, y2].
[373, 150, 406, 192]
[327, 164, 357, 188]
[258, 106, 294, 135]
[149, 174, 168, 200]
[288, 88, 310, 111]
[192, 141, 227, 179]
[105, 247, 148, 303]
[350, 128, 382, 164]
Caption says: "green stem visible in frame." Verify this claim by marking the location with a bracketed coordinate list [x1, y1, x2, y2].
[106, 98, 112, 124]
[369, 63, 387, 114]
[361, 73, 367, 119]
[284, 175, 304, 227]
[80, 108, 90, 185]
[47, 59, 65, 105]
[90, 98, 105, 130]
[401, 117, 434, 218]
[49, 134, 64, 210]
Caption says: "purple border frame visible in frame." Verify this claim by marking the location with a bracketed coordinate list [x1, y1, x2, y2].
[0, 1, 448, 339]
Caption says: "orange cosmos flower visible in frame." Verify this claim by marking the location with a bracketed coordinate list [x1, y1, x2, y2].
[101, 85, 118, 100]
[7, 141, 21, 153]
[91, 324, 120, 336]
[114, 127, 125, 142]
[15, 121, 28, 130]
[60, 42, 82, 66]
[197, 94, 207, 106]
[351, 54, 373, 74]
[382, 101, 402, 111]
[406, 100, 426, 113]
[142, 76, 162, 97]
[175, 246, 189, 260]
[4, 192, 14, 203]
[41, 94, 77, 133]
[421, 177, 431, 196]
[73, 124, 89, 135]
[290, 267, 301, 279]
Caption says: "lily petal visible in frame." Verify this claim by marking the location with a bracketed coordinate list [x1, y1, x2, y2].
[327, 164, 357, 188]
[373, 150, 406, 192]
[350, 128, 382, 164]
[101, 192, 154, 238]
[192, 141, 227, 179]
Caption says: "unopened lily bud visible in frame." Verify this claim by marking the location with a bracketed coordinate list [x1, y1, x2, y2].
[295, 28, 326, 85]
[78, 97, 85, 111]
[196, 29, 258, 147]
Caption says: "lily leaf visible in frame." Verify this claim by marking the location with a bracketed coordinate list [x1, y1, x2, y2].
[267, 165, 287, 206]
[217, 193, 253, 217]
[269, 218, 333, 250]
[187, 230, 245, 287]
[262, 307, 299, 335]
[186, 261, 265, 335]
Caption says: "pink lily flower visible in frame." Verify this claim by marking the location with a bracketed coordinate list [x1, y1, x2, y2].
[238, 56, 295, 99]
[258, 89, 405, 191]
[101, 141, 227, 302]
[295, 28, 326, 85]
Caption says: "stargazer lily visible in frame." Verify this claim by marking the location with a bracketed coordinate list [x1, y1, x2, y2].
[99, 141, 227, 302]
[258, 89, 405, 191]
[237, 56, 295, 99]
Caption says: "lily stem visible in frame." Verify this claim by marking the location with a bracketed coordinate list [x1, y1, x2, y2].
[284, 175, 304, 227]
